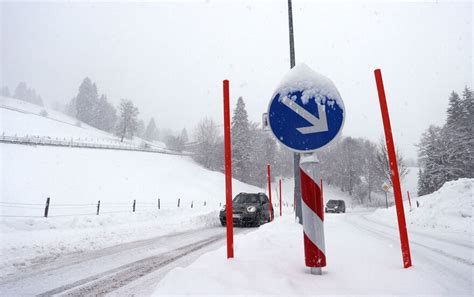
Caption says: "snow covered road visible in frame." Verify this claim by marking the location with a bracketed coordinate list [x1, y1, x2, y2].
[154, 211, 473, 296]
[0, 227, 252, 296]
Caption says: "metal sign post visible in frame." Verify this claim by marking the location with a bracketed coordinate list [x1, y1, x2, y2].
[382, 182, 390, 208]
[266, 64, 345, 275]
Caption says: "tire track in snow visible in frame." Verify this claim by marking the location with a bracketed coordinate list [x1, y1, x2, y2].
[36, 234, 226, 297]
[346, 214, 473, 267]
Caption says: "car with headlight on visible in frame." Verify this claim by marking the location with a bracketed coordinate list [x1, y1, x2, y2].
[325, 199, 346, 213]
[220, 192, 273, 227]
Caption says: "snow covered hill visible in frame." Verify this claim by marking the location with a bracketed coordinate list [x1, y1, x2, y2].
[0, 96, 165, 149]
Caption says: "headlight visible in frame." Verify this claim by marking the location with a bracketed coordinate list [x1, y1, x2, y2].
[247, 206, 256, 213]
[335, 206, 338, 209]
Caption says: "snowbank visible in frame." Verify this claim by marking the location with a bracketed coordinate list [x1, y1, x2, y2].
[0, 209, 219, 277]
[154, 214, 469, 295]
[369, 179, 473, 234]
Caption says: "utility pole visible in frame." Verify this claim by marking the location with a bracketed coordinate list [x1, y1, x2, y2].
[288, 0, 302, 224]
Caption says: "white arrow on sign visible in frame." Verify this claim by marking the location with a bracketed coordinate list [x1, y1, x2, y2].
[281, 96, 329, 134]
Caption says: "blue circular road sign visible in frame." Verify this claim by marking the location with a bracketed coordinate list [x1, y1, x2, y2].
[267, 64, 345, 152]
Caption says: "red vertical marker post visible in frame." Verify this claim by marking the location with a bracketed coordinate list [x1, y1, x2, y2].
[374, 69, 412, 268]
[279, 179, 282, 217]
[223, 80, 234, 259]
[267, 164, 273, 221]
[320, 178, 324, 220]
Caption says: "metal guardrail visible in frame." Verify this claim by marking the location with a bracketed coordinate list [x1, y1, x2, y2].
[0, 135, 190, 156]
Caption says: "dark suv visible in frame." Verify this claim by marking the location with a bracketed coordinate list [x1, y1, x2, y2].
[325, 200, 346, 213]
[220, 192, 274, 227]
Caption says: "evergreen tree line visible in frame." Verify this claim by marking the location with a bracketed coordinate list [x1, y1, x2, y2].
[192, 96, 408, 204]
[65, 77, 188, 148]
[1, 82, 44, 106]
[417, 87, 473, 196]
[192, 97, 293, 188]
[64, 77, 142, 142]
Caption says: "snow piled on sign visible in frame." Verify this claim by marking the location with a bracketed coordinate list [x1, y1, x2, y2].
[370, 178, 473, 234]
[273, 63, 343, 107]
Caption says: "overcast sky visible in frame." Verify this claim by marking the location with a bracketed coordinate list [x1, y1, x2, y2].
[1, 0, 472, 159]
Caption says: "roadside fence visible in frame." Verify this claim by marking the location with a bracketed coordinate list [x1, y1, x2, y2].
[0, 134, 189, 156]
[0, 197, 293, 219]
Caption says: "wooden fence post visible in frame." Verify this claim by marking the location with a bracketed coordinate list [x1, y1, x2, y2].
[133, 199, 136, 212]
[178, 198, 180, 208]
[97, 200, 100, 215]
[44, 197, 50, 218]
[158, 198, 160, 210]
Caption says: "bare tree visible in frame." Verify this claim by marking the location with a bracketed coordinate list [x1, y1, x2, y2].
[116, 99, 139, 142]
[375, 137, 408, 186]
[193, 117, 219, 169]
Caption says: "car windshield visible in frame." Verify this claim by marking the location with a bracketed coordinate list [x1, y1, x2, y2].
[233, 194, 259, 204]
[327, 200, 341, 206]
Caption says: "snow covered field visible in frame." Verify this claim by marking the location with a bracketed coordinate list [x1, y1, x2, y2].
[0, 142, 265, 277]
[0, 96, 166, 149]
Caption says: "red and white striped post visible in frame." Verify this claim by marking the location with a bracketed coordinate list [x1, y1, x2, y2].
[267, 164, 273, 221]
[300, 153, 326, 274]
[279, 179, 282, 217]
[320, 178, 324, 206]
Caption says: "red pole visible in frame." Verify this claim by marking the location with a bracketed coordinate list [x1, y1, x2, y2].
[320, 178, 324, 220]
[374, 69, 412, 268]
[223, 80, 234, 259]
[407, 191, 412, 208]
[267, 164, 273, 221]
[279, 179, 282, 217]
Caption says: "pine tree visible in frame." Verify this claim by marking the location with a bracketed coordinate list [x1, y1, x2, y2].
[459, 87, 473, 177]
[136, 119, 145, 137]
[180, 128, 189, 144]
[1, 86, 11, 97]
[417, 168, 431, 196]
[94, 94, 117, 132]
[116, 99, 139, 142]
[417, 125, 449, 193]
[12, 82, 43, 106]
[76, 77, 99, 126]
[231, 97, 251, 183]
[13, 82, 29, 101]
[443, 91, 467, 179]
[144, 118, 159, 141]
[66, 97, 77, 117]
